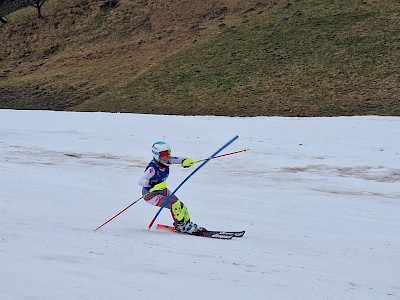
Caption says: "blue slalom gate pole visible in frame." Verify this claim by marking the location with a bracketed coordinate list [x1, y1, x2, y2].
[147, 135, 239, 230]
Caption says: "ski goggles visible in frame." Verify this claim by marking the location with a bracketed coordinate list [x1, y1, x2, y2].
[159, 150, 171, 159]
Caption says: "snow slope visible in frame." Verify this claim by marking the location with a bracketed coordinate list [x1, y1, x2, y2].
[1, 109, 399, 300]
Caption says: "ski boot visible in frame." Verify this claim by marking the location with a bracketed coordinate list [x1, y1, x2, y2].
[173, 220, 206, 234]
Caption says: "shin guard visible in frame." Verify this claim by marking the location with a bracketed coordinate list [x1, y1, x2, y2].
[171, 200, 190, 222]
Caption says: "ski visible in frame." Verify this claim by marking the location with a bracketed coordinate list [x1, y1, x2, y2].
[192, 230, 234, 240]
[156, 224, 245, 239]
[227, 231, 245, 238]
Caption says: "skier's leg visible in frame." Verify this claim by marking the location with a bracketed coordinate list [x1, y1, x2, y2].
[143, 192, 164, 207]
[143, 188, 203, 233]
[171, 200, 191, 223]
[171, 200, 205, 233]
[143, 188, 189, 220]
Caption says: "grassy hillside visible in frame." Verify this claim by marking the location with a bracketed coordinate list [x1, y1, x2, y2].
[1, 0, 399, 116]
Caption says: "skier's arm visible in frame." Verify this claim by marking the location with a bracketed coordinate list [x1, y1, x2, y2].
[138, 167, 166, 188]
[138, 167, 154, 188]
[170, 156, 195, 168]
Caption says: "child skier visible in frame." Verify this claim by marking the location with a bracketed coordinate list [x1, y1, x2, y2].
[138, 141, 205, 234]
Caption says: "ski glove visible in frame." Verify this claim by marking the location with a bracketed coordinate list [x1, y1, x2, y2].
[150, 181, 167, 192]
[182, 158, 195, 168]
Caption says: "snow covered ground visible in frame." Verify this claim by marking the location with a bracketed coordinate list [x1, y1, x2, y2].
[1, 109, 399, 300]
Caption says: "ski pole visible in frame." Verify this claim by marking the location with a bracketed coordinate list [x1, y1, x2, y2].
[193, 148, 249, 164]
[94, 191, 151, 232]
[147, 135, 239, 230]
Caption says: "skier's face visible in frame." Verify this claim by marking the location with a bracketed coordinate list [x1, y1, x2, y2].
[159, 150, 171, 164]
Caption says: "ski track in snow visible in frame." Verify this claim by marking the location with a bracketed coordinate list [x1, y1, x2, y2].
[1, 110, 400, 300]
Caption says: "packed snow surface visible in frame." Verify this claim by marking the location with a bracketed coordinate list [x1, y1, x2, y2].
[1, 109, 399, 300]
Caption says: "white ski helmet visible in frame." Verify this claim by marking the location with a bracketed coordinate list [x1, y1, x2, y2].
[152, 141, 171, 165]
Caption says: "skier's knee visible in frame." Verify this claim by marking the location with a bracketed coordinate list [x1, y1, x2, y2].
[171, 200, 190, 222]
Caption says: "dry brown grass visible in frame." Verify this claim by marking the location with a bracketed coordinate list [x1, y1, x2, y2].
[1, 0, 399, 116]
